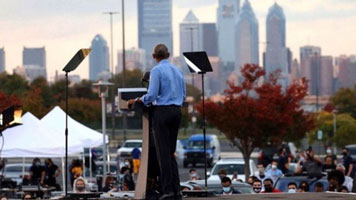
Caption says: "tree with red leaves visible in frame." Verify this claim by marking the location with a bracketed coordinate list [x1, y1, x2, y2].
[0, 90, 22, 112]
[197, 64, 315, 180]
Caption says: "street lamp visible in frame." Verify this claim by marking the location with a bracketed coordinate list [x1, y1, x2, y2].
[93, 72, 113, 186]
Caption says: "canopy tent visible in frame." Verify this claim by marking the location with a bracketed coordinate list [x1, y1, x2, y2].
[41, 106, 107, 148]
[0, 112, 83, 158]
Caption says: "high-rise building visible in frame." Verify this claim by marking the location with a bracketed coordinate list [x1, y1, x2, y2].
[89, 34, 109, 81]
[217, 0, 240, 70]
[0, 48, 4, 73]
[320, 56, 333, 95]
[22, 47, 47, 80]
[265, 3, 289, 88]
[336, 55, 356, 90]
[199, 23, 218, 57]
[300, 45, 321, 83]
[179, 10, 200, 56]
[138, 0, 173, 69]
[116, 47, 146, 73]
[235, 0, 259, 72]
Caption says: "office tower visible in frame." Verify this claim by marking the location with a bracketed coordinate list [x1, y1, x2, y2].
[116, 48, 146, 73]
[290, 59, 300, 81]
[0, 48, 4, 73]
[199, 23, 218, 57]
[300, 45, 321, 83]
[320, 56, 333, 95]
[265, 3, 288, 88]
[179, 10, 200, 56]
[22, 47, 47, 80]
[217, 0, 240, 70]
[89, 34, 109, 81]
[235, 0, 259, 73]
[336, 55, 356, 90]
[138, 0, 173, 69]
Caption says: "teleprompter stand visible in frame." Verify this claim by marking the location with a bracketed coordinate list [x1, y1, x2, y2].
[183, 51, 215, 197]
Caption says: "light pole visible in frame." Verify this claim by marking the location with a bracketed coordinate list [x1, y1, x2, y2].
[93, 74, 113, 186]
[332, 110, 337, 153]
[121, 0, 128, 142]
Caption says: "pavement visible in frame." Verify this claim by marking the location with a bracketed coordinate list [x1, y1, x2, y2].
[184, 192, 356, 200]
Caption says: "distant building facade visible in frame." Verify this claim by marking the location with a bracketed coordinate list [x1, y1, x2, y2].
[179, 10, 200, 65]
[89, 34, 109, 81]
[22, 47, 47, 80]
[217, 0, 240, 70]
[265, 3, 288, 88]
[138, 0, 173, 69]
[235, 0, 259, 73]
[116, 48, 146, 73]
[199, 23, 218, 57]
[336, 55, 356, 90]
[0, 48, 4, 73]
[13, 65, 47, 82]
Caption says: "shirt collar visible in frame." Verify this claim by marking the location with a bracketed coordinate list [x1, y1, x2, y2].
[159, 59, 169, 64]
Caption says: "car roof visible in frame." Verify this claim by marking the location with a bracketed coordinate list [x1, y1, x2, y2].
[215, 158, 252, 164]
[124, 139, 142, 143]
[189, 134, 215, 141]
[5, 163, 32, 167]
[346, 144, 356, 148]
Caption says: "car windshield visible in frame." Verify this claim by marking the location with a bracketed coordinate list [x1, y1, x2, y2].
[348, 148, 356, 156]
[187, 141, 210, 148]
[212, 163, 244, 175]
[123, 142, 142, 148]
[6, 166, 30, 173]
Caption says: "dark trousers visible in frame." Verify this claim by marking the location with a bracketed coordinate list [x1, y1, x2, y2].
[152, 106, 181, 195]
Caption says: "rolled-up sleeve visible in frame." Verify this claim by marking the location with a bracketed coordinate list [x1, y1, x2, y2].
[142, 68, 160, 106]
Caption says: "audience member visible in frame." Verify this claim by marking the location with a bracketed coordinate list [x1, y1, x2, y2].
[327, 170, 345, 192]
[219, 177, 240, 195]
[44, 158, 61, 190]
[252, 179, 262, 193]
[265, 160, 283, 183]
[262, 178, 281, 193]
[255, 163, 268, 183]
[296, 148, 322, 178]
[314, 182, 324, 192]
[341, 148, 354, 177]
[29, 157, 45, 185]
[73, 177, 87, 193]
[287, 182, 297, 193]
[247, 176, 257, 185]
[336, 164, 353, 192]
[339, 186, 349, 193]
[325, 146, 337, 165]
[189, 169, 199, 181]
[299, 181, 309, 192]
[278, 147, 290, 174]
[103, 175, 116, 192]
[121, 166, 135, 191]
[131, 147, 141, 175]
[218, 169, 227, 180]
[323, 156, 336, 173]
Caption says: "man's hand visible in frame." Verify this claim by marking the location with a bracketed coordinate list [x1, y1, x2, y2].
[127, 97, 141, 108]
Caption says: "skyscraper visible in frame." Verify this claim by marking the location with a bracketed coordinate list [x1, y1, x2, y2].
[23, 47, 47, 80]
[265, 3, 288, 88]
[320, 56, 333, 95]
[138, 0, 173, 69]
[300, 45, 321, 84]
[0, 48, 4, 73]
[217, 0, 240, 70]
[235, 0, 259, 72]
[199, 23, 218, 57]
[89, 34, 109, 81]
[336, 55, 356, 90]
[179, 10, 200, 56]
[116, 48, 146, 73]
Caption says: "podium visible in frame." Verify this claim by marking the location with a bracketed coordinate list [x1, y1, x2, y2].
[118, 88, 149, 200]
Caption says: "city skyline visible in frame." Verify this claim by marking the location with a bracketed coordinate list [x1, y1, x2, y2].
[1, 0, 356, 81]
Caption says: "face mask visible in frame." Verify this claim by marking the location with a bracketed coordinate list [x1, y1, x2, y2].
[326, 149, 332, 154]
[258, 168, 264, 173]
[253, 187, 261, 193]
[190, 173, 197, 178]
[265, 186, 272, 192]
[76, 186, 85, 192]
[288, 189, 296, 193]
[222, 187, 231, 193]
[124, 162, 130, 166]
[35, 162, 41, 167]
[271, 165, 277, 170]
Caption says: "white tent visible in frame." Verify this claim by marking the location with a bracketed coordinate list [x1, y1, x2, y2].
[41, 106, 107, 148]
[0, 112, 83, 158]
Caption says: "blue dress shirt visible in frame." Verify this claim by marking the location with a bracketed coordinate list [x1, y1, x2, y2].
[141, 59, 186, 106]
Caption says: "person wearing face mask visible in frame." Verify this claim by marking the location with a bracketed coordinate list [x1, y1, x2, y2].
[189, 169, 199, 181]
[265, 160, 282, 183]
[218, 169, 227, 180]
[255, 163, 268, 183]
[287, 182, 297, 193]
[120, 166, 135, 191]
[218, 177, 240, 195]
[325, 146, 337, 165]
[341, 147, 354, 177]
[262, 178, 281, 193]
[29, 157, 45, 185]
[103, 175, 116, 192]
[252, 179, 262, 193]
[44, 158, 61, 190]
[73, 177, 87, 193]
[323, 156, 336, 173]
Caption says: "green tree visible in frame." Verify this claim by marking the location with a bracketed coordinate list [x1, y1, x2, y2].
[30, 77, 56, 108]
[22, 87, 49, 118]
[330, 85, 356, 118]
[50, 79, 72, 103]
[0, 72, 29, 98]
[73, 80, 97, 99]
[333, 113, 356, 148]
[307, 111, 335, 147]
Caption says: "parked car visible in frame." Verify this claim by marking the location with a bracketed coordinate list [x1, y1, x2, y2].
[181, 179, 254, 194]
[274, 173, 328, 192]
[183, 134, 220, 168]
[207, 158, 257, 182]
[175, 140, 185, 166]
[345, 144, 356, 161]
[0, 163, 31, 185]
[117, 139, 142, 158]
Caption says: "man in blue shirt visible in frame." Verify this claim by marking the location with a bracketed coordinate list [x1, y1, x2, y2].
[128, 44, 186, 200]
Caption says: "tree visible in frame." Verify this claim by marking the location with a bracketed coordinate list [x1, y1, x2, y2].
[0, 89, 22, 112]
[307, 111, 335, 147]
[331, 113, 356, 148]
[22, 87, 49, 118]
[330, 85, 356, 118]
[0, 72, 29, 99]
[30, 77, 56, 108]
[197, 64, 314, 181]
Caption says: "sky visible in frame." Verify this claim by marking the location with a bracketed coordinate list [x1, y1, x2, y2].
[1, 0, 356, 81]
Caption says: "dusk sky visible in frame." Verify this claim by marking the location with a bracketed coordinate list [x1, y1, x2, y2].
[1, 0, 356, 81]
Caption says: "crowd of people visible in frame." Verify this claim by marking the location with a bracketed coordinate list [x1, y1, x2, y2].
[201, 146, 356, 195]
